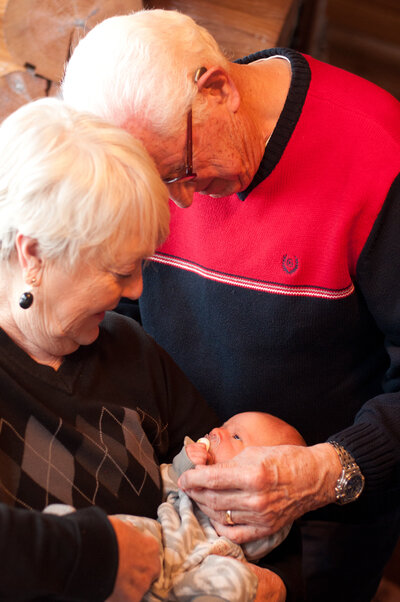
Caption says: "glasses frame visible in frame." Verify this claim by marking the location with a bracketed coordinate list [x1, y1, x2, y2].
[162, 67, 207, 186]
[162, 108, 196, 185]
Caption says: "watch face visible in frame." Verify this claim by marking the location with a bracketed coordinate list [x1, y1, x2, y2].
[342, 472, 365, 503]
[348, 474, 364, 497]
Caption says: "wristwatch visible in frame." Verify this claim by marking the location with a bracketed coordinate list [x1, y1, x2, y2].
[328, 441, 365, 505]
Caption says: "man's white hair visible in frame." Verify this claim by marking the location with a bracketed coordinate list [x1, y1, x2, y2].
[0, 98, 169, 268]
[62, 9, 228, 135]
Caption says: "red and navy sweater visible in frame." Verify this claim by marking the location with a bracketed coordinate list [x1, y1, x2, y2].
[139, 48, 400, 519]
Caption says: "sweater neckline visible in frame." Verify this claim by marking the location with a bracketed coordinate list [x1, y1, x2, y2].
[0, 327, 87, 394]
[236, 48, 311, 200]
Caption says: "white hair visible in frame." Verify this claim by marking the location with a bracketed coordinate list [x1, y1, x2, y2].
[62, 9, 228, 135]
[0, 98, 169, 268]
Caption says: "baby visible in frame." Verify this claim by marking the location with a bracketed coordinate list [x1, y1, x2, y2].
[47, 412, 305, 601]
[169, 411, 306, 564]
[123, 411, 305, 601]
[185, 410, 305, 465]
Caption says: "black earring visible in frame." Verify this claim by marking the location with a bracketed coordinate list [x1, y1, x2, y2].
[19, 291, 34, 309]
[19, 278, 36, 309]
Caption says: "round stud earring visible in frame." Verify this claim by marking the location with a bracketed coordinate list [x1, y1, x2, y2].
[19, 291, 34, 309]
[19, 278, 36, 309]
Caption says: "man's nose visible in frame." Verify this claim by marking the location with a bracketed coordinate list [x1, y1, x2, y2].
[167, 182, 196, 208]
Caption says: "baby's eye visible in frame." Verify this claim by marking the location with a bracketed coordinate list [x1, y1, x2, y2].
[232, 434, 241, 440]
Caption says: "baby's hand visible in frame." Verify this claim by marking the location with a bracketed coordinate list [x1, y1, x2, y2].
[186, 438, 211, 465]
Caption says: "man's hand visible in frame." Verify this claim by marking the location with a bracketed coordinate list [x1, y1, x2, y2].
[178, 443, 342, 543]
[107, 517, 161, 602]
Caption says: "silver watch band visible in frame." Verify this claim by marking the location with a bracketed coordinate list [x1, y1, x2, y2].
[328, 441, 365, 504]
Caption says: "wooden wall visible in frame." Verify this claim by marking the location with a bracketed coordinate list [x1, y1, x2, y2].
[325, 0, 400, 99]
[0, 0, 143, 121]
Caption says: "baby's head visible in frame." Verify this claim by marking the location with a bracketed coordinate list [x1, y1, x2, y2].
[202, 411, 306, 464]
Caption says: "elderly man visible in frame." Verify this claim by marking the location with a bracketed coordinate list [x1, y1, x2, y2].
[63, 9, 400, 602]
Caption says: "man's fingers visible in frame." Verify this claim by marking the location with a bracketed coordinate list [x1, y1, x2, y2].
[183, 486, 247, 512]
[179, 463, 246, 490]
[209, 518, 274, 544]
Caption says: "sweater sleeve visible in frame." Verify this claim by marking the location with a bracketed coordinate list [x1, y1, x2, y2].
[171, 439, 196, 477]
[0, 503, 118, 601]
[330, 174, 400, 495]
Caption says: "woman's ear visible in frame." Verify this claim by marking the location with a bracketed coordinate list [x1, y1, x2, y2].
[15, 233, 43, 283]
[196, 66, 240, 112]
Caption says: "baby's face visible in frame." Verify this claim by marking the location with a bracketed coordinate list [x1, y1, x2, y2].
[205, 413, 261, 464]
[202, 411, 305, 464]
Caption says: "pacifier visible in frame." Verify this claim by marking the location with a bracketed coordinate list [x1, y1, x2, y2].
[196, 437, 210, 451]
[207, 431, 220, 447]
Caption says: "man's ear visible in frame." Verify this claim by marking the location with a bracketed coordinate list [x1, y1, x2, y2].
[196, 66, 240, 112]
[15, 233, 43, 283]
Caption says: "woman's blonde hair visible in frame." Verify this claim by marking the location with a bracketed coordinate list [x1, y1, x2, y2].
[0, 98, 169, 268]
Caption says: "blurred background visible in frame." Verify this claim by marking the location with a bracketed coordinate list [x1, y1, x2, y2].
[295, 0, 400, 99]
[0, 0, 399, 122]
[0, 0, 399, 598]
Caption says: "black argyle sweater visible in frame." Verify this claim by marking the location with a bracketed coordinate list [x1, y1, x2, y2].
[0, 312, 217, 600]
[139, 48, 400, 521]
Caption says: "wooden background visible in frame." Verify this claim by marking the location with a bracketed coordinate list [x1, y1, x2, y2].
[0, 0, 301, 121]
[326, 0, 400, 99]
[143, 0, 300, 60]
[1, 0, 399, 123]
[0, 0, 144, 120]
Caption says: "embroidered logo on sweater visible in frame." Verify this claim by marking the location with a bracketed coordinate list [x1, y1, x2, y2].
[282, 255, 298, 274]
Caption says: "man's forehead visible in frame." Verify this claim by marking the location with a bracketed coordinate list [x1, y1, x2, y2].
[131, 125, 184, 171]
[126, 117, 178, 150]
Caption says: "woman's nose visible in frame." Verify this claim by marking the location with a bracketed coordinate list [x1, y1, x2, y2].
[123, 273, 143, 300]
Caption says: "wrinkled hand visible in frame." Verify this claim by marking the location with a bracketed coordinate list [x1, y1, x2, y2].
[250, 564, 286, 602]
[107, 516, 161, 602]
[178, 443, 341, 544]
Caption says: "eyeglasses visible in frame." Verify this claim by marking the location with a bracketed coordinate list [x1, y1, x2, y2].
[162, 67, 206, 185]
[162, 108, 196, 184]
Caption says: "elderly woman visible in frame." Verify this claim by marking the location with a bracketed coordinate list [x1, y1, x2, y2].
[0, 98, 219, 601]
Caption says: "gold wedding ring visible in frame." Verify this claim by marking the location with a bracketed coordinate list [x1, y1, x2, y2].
[225, 509, 234, 525]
